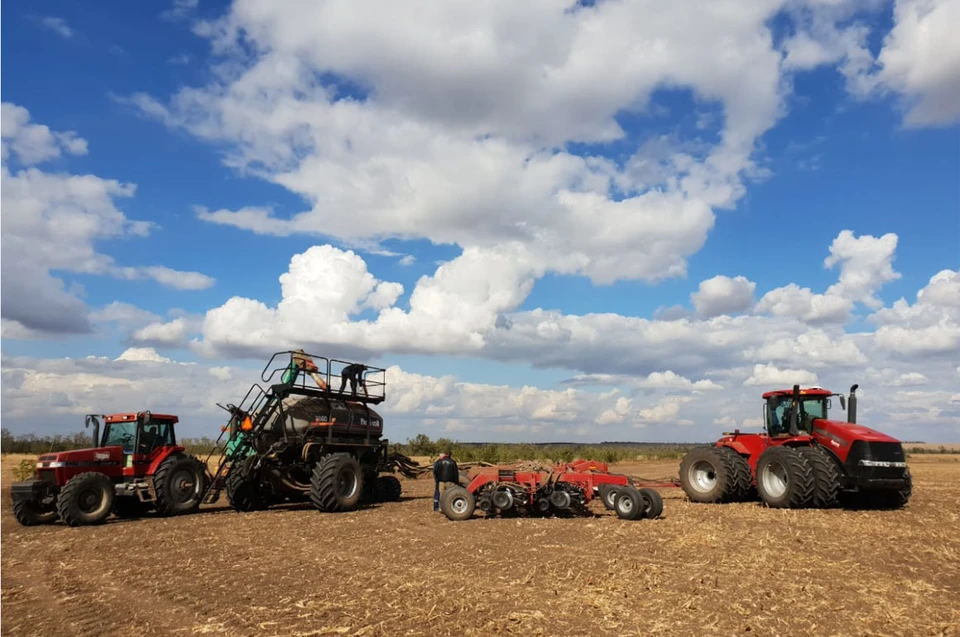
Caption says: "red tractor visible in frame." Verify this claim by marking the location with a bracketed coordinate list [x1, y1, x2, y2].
[10, 411, 208, 527]
[679, 384, 912, 509]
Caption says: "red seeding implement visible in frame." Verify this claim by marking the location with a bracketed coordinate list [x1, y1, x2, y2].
[679, 384, 912, 510]
[438, 459, 678, 521]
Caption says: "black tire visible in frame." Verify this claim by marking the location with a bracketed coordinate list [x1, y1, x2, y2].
[12, 500, 58, 526]
[859, 468, 913, 510]
[57, 472, 115, 527]
[112, 497, 151, 519]
[638, 488, 664, 519]
[716, 446, 755, 501]
[755, 446, 815, 509]
[439, 486, 475, 521]
[614, 486, 644, 520]
[679, 446, 737, 503]
[153, 454, 208, 516]
[310, 453, 363, 513]
[888, 468, 913, 509]
[798, 445, 841, 508]
[361, 470, 379, 504]
[598, 484, 620, 510]
[226, 462, 268, 512]
[375, 475, 402, 502]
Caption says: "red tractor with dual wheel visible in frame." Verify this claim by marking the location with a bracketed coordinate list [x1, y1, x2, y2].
[679, 384, 912, 510]
[10, 411, 208, 527]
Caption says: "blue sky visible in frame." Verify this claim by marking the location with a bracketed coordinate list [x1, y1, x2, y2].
[2, 0, 958, 442]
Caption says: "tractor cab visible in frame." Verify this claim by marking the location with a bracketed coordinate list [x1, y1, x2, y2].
[762, 387, 844, 437]
[87, 411, 180, 472]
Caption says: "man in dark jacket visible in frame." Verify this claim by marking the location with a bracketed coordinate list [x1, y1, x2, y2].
[433, 450, 459, 512]
[338, 363, 368, 397]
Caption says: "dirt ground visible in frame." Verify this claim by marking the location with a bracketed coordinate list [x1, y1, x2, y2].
[2, 454, 959, 637]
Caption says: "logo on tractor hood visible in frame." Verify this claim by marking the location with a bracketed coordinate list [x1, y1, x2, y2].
[94, 452, 110, 461]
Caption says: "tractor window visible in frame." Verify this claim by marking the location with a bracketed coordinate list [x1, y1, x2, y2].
[103, 423, 138, 452]
[802, 398, 827, 420]
[768, 396, 828, 435]
[139, 422, 175, 453]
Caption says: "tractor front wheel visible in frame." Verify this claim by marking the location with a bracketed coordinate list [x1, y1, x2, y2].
[798, 445, 841, 508]
[756, 446, 815, 509]
[310, 453, 363, 513]
[13, 500, 58, 526]
[153, 454, 208, 516]
[57, 472, 115, 527]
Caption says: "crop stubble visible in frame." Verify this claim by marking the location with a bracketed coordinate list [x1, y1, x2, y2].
[1, 456, 958, 636]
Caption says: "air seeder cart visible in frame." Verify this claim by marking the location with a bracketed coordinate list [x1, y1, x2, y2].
[202, 350, 404, 513]
[438, 459, 678, 521]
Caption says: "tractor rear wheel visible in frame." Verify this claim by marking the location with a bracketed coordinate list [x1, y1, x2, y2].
[154, 454, 208, 516]
[679, 446, 737, 503]
[375, 475, 403, 502]
[57, 472, 115, 527]
[439, 486, 476, 521]
[310, 453, 363, 513]
[13, 500, 58, 526]
[798, 445, 841, 508]
[716, 447, 755, 501]
[638, 488, 664, 519]
[598, 484, 620, 510]
[614, 486, 644, 520]
[756, 446, 815, 509]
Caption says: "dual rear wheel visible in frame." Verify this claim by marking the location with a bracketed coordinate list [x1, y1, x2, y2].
[309, 453, 403, 513]
[681, 444, 909, 510]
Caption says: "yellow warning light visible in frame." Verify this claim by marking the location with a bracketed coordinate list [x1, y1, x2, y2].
[241, 416, 253, 431]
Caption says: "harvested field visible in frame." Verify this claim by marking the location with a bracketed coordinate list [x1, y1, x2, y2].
[2, 454, 959, 637]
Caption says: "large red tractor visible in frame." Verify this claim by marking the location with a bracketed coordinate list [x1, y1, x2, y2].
[679, 384, 912, 509]
[10, 411, 208, 526]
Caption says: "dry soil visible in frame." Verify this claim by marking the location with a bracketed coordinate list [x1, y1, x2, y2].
[2, 454, 958, 637]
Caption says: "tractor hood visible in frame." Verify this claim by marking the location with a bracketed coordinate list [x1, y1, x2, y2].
[37, 446, 124, 468]
[812, 419, 902, 445]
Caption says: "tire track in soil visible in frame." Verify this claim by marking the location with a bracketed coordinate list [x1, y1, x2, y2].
[38, 550, 189, 637]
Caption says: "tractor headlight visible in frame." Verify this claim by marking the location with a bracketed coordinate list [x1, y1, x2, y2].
[37, 461, 66, 468]
[858, 459, 907, 468]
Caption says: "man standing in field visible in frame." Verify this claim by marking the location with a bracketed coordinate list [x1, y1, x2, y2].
[433, 450, 459, 512]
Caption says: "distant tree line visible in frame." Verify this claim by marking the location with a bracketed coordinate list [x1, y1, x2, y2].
[393, 433, 699, 463]
[3, 430, 955, 461]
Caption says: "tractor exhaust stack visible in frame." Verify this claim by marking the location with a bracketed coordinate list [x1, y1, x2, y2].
[848, 384, 859, 424]
[84, 415, 101, 447]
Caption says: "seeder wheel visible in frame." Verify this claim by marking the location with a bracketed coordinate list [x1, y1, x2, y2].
[638, 488, 664, 519]
[439, 486, 476, 521]
[598, 484, 620, 510]
[613, 486, 644, 520]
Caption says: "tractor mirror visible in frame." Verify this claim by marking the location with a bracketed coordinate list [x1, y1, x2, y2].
[839, 394, 846, 410]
